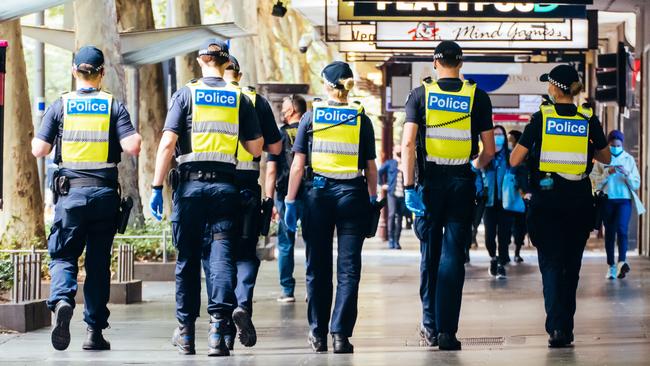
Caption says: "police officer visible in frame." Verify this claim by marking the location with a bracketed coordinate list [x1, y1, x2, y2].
[267, 94, 307, 303]
[204, 55, 282, 349]
[31, 46, 142, 351]
[284, 61, 378, 354]
[149, 39, 263, 357]
[402, 41, 495, 350]
[510, 65, 610, 348]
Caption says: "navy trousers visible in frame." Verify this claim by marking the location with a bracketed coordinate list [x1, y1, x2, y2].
[275, 196, 304, 297]
[387, 193, 406, 245]
[603, 199, 632, 266]
[302, 178, 370, 337]
[47, 187, 120, 330]
[416, 165, 475, 335]
[527, 177, 594, 336]
[172, 180, 239, 324]
[483, 201, 513, 264]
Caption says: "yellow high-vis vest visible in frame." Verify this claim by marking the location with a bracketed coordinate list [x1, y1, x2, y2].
[60, 91, 115, 170]
[423, 79, 476, 165]
[178, 80, 240, 166]
[311, 101, 363, 180]
[539, 104, 592, 176]
[236, 86, 259, 171]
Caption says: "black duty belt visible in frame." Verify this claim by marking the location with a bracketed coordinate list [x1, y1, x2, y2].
[424, 163, 472, 177]
[181, 170, 233, 183]
[68, 177, 118, 189]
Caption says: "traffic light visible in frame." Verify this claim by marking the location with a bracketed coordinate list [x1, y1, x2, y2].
[595, 42, 631, 107]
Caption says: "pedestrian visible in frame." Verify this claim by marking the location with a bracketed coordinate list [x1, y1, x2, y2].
[483, 125, 513, 279]
[284, 61, 378, 354]
[31, 45, 142, 351]
[507, 130, 529, 263]
[591, 130, 641, 279]
[378, 146, 407, 250]
[267, 94, 308, 303]
[402, 41, 495, 350]
[510, 64, 610, 348]
[204, 55, 281, 349]
[149, 39, 263, 357]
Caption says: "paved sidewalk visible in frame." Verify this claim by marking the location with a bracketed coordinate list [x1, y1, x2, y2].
[0, 233, 648, 365]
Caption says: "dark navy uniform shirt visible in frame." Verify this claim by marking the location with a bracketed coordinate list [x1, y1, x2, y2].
[235, 91, 282, 183]
[292, 101, 377, 170]
[268, 121, 300, 197]
[519, 103, 607, 190]
[404, 78, 494, 159]
[37, 89, 136, 182]
[163, 77, 262, 175]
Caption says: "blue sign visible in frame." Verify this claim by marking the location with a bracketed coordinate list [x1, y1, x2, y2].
[195, 89, 238, 108]
[427, 93, 471, 113]
[313, 107, 358, 125]
[66, 98, 110, 115]
[546, 118, 588, 137]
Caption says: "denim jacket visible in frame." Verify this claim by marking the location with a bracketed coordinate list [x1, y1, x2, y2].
[483, 149, 508, 207]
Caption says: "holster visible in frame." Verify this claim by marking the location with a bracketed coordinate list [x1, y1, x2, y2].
[168, 168, 180, 191]
[240, 191, 259, 240]
[116, 196, 133, 234]
[51, 172, 70, 204]
[593, 190, 607, 230]
[259, 197, 274, 236]
[366, 198, 387, 238]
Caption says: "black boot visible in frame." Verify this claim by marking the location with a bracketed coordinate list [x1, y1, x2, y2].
[548, 330, 572, 348]
[171, 323, 195, 355]
[51, 301, 73, 351]
[208, 316, 231, 357]
[82, 328, 111, 351]
[308, 331, 327, 353]
[438, 333, 461, 351]
[233, 307, 257, 347]
[419, 326, 438, 347]
[225, 319, 236, 351]
[332, 334, 354, 354]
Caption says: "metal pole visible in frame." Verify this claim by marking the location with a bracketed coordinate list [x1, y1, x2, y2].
[162, 229, 168, 263]
[0, 40, 7, 210]
[34, 11, 46, 198]
[128, 67, 139, 131]
[36, 253, 41, 299]
[11, 255, 18, 303]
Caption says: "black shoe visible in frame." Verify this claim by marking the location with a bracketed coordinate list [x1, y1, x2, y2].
[308, 331, 327, 353]
[419, 327, 438, 347]
[438, 333, 461, 351]
[548, 330, 572, 348]
[233, 307, 257, 347]
[172, 323, 196, 355]
[332, 334, 354, 354]
[496, 264, 507, 279]
[489, 258, 498, 277]
[617, 261, 631, 279]
[51, 301, 73, 351]
[514, 255, 524, 263]
[82, 328, 111, 351]
[208, 316, 231, 357]
[225, 318, 236, 351]
[394, 242, 402, 250]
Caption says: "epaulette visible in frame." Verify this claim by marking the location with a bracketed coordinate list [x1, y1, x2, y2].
[187, 78, 199, 85]
[541, 100, 552, 106]
[581, 102, 593, 110]
[422, 76, 433, 84]
[244, 86, 256, 93]
[466, 79, 476, 85]
[313, 97, 323, 102]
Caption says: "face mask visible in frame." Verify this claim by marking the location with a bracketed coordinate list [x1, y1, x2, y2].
[610, 145, 623, 156]
[495, 135, 505, 149]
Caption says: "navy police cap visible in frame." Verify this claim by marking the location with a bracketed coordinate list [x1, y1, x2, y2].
[74, 45, 104, 70]
[321, 61, 354, 90]
[227, 55, 240, 72]
[434, 41, 463, 61]
[198, 39, 229, 58]
[540, 64, 579, 93]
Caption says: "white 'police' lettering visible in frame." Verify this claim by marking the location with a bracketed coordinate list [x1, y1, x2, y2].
[427, 93, 471, 113]
[67, 98, 109, 115]
[195, 89, 238, 108]
[314, 107, 358, 126]
[546, 118, 588, 137]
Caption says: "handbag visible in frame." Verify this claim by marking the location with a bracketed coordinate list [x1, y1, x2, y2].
[502, 169, 525, 213]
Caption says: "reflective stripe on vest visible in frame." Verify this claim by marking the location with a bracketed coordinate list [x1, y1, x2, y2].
[540, 104, 592, 176]
[60, 91, 114, 170]
[311, 102, 363, 180]
[177, 80, 240, 166]
[236, 87, 258, 171]
[424, 80, 475, 165]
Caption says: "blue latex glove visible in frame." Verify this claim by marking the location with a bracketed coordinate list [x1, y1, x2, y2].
[370, 194, 378, 203]
[150, 188, 163, 221]
[405, 188, 426, 217]
[284, 200, 297, 232]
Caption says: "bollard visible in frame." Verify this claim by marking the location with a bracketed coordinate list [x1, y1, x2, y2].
[10, 253, 43, 303]
[117, 244, 134, 283]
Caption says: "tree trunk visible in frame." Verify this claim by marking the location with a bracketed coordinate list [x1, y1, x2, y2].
[74, 0, 144, 227]
[0, 20, 46, 247]
[172, 0, 202, 87]
[116, 0, 171, 219]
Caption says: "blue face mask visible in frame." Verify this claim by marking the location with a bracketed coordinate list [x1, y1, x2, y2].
[495, 135, 505, 148]
[610, 145, 623, 156]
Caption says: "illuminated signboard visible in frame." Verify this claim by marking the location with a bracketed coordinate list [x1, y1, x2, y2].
[337, 19, 589, 50]
[337, 1, 588, 21]
[340, 0, 593, 4]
